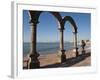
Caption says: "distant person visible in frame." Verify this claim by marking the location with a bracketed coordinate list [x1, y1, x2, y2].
[81, 40, 86, 50]
[81, 40, 86, 54]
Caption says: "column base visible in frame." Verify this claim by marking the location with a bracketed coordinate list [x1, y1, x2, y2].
[76, 48, 79, 57]
[60, 50, 66, 63]
[82, 50, 85, 54]
[29, 60, 40, 69]
[29, 52, 40, 69]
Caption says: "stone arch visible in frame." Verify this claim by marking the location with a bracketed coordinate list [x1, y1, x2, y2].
[28, 11, 62, 27]
[28, 11, 79, 68]
[61, 16, 78, 57]
[62, 16, 77, 33]
[28, 10, 63, 68]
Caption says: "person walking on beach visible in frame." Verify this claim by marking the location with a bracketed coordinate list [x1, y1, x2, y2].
[81, 40, 86, 54]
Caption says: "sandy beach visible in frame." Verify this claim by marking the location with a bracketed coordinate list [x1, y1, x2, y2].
[23, 45, 91, 69]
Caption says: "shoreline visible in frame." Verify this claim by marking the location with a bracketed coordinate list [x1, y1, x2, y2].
[23, 46, 91, 68]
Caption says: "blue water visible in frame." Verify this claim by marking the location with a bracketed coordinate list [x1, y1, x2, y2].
[23, 42, 75, 56]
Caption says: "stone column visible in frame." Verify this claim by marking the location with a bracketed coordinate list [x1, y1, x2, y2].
[73, 32, 79, 57]
[29, 21, 40, 69]
[59, 28, 66, 63]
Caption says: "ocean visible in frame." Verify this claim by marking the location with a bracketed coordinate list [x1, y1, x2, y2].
[23, 42, 75, 56]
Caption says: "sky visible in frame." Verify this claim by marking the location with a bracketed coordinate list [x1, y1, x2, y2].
[23, 10, 91, 43]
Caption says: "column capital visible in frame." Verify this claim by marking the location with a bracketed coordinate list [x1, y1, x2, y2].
[73, 32, 77, 34]
[58, 28, 65, 31]
[29, 19, 39, 26]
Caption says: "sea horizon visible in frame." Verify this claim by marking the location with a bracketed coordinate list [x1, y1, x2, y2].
[23, 42, 75, 56]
